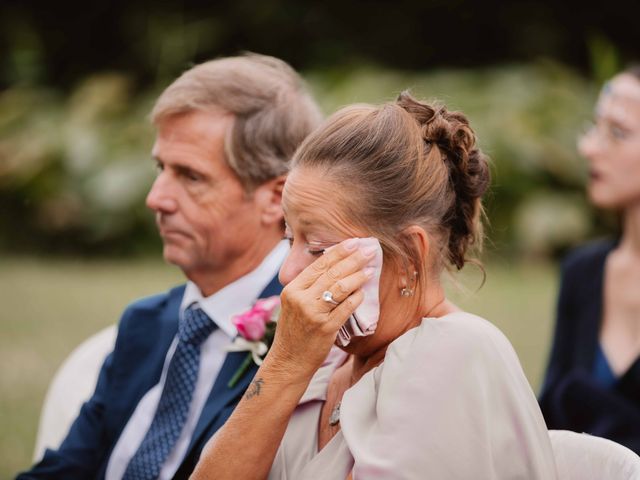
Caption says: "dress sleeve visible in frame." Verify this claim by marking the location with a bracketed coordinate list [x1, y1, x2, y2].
[340, 312, 557, 480]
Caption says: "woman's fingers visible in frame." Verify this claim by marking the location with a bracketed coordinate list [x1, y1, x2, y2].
[310, 246, 376, 302]
[320, 269, 372, 309]
[290, 238, 361, 290]
[328, 288, 365, 327]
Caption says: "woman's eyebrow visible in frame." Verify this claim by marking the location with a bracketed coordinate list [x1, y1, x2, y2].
[297, 217, 337, 232]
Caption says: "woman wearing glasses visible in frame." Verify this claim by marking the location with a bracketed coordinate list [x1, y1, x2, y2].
[540, 66, 640, 454]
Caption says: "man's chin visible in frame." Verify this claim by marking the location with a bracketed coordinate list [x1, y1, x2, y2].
[162, 246, 190, 270]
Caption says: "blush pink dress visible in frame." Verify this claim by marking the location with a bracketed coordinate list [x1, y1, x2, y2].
[268, 312, 558, 479]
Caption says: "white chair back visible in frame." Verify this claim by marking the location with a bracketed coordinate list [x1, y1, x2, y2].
[550, 430, 640, 480]
[33, 325, 117, 461]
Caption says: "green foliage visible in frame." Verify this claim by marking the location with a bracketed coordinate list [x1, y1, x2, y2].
[0, 75, 161, 254]
[587, 32, 623, 87]
[0, 61, 603, 257]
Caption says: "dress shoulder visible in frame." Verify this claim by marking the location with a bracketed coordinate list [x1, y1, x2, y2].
[386, 312, 517, 369]
[340, 312, 557, 479]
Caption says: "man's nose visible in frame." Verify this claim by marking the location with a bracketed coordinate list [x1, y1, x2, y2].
[146, 173, 178, 213]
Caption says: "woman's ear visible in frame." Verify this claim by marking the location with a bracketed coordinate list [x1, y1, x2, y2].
[399, 224, 430, 268]
[254, 175, 286, 226]
[396, 225, 430, 290]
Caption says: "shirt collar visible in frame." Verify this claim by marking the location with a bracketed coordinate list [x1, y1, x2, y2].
[180, 240, 288, 339]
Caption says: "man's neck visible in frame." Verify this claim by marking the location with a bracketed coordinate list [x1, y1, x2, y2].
[189, 236, 282, 297]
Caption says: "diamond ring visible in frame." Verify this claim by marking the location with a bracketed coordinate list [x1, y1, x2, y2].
[322, 290, 340, 306]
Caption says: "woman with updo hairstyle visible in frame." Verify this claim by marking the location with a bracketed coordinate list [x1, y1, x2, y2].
[193, 92, 557, 479]
[540, 66, 640, 454]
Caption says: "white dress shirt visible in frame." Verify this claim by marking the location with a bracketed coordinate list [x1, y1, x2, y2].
[106, 241, 288, 480]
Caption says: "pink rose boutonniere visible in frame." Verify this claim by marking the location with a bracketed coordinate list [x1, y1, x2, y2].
[225, 296, 280, 388]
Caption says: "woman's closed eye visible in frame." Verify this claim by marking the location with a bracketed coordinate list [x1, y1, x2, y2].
[306, 243, 326, 256]
[283, 234, 333, 256]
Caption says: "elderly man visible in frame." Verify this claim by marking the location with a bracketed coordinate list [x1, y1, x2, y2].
[19, 54, 322, 480]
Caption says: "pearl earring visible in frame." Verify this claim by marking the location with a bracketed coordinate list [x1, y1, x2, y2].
[400, 271, 417, 297]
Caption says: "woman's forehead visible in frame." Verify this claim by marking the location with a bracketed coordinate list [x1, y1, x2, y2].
[598, 75, 640, 125]
[282, 167, 361, 233]
[283, 168, 336, 211]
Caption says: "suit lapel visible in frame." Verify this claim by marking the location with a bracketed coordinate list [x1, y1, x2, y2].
[115, 285, 185, 404]
[256, 273, 285, 299]
[186, 273, 282, 453]
[187, 352, 259, 451]
[100, 285, 185, 476]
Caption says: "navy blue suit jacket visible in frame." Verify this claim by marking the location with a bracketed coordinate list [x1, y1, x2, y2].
[539, 239, 640, 454]
[18, 275, 282, 479]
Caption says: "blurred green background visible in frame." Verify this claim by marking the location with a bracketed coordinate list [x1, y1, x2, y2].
[2, 0, 638, 476]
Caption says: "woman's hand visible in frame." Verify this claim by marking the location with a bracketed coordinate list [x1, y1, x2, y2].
[192, 239, 375, 480]
[191, 239, 376, 480]
[269, 238, 376, 379]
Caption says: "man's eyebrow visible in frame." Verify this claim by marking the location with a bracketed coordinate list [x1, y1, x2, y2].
[151, 155, 165, 167]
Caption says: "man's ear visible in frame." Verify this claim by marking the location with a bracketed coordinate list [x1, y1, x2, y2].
[254, 174, 286, 226]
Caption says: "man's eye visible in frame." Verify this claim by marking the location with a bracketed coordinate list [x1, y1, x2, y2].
[184, 170, 202, 182]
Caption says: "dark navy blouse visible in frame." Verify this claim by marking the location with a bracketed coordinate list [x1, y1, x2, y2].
[539, 239, 640, 454]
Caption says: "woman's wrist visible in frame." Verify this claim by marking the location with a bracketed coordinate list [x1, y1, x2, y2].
[260, 346, 319, 389]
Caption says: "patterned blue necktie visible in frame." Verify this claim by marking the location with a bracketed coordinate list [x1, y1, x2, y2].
[123, 305, 217, 480]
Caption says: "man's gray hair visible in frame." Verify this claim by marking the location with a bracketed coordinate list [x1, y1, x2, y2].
[151, 53, 323, 190]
